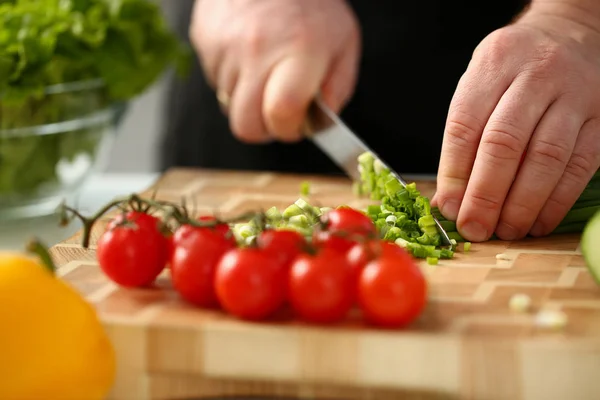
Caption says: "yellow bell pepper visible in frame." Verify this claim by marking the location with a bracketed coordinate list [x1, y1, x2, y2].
[0, 240, 115, 400]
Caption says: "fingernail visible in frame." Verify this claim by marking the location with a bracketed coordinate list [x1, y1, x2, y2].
[530, 221, 544, 237]
[440, 199, 460, 221]
[460, 221, 489, 242]
[496, 222, 519, 241]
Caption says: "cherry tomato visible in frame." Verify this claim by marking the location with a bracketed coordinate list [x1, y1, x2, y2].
[106, 210, 164, 234]
[312, 230, 357, 254]
[347, 240, 410, 274]
[97, 212, 168, 288]
[288, 248, 354, 324]
[215, 248, 286, 320]
[170, 226, 236, 308]
[313, 207, 377, 253]
[198, 215, 236, 244]
[358, 253, 427, 328]
[320, 207, 377, 238]
[257, 229, 306, 268]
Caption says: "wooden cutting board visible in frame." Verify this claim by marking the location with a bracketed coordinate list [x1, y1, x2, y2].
[50, 168, 600, 400]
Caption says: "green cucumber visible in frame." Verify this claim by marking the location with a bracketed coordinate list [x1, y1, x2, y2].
[582, 209, 600, 284]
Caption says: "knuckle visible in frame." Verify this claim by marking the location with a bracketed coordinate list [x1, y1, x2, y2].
[468, 190, 503, 212]
[564, 152, 596, 183]
[287, 23, 315, 51]
[445, 111, 484, 147]
[522, 44, 568, 81]
[545, 195, 575, 214]
[528, 138, 571, 169]
[474, 28, 516, 65]
[230, 115, 265, 143]
[536, 44, 569, 69]
[481, 123, 525, 161]
[264, 92, 305, 122]
[243, 24, 268, 57]
[504, 200, 539, 224]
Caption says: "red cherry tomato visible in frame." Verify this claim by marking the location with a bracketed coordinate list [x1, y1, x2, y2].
[358, 253, 427, 328]
[170, 226, 236, 308]
[215, 248, 286, 320]
[257, 229, 306, 268]
[347, 240, 410, 273]
[344, 240, 410, 301]
[312, 230, 357, 254]
[321, 207, 377, 238]
[288, 248, 354, 324]
[313, 207, 377, 253]
[106, 210, 165, 234]
[97, 212, 168, 288]
[198, 215, 236, 244]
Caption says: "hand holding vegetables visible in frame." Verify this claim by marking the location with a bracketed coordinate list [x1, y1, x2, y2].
[435, 0, 600, 242]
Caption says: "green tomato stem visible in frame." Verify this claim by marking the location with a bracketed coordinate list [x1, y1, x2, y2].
[26, 238, 56, 275]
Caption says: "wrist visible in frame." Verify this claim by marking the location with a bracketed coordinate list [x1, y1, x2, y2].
[522, 0, 600, 30]
[516, 0, 600, 46]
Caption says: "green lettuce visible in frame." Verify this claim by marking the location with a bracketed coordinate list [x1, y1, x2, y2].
[0, 0, 190, 200]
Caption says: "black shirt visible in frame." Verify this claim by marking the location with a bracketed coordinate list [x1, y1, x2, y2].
[160, 0, 527, 176]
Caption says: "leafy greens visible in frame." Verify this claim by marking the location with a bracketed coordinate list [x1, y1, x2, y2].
[0, 0, 189, 200]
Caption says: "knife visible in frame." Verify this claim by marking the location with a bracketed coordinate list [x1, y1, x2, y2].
[303, 96, 453, 246]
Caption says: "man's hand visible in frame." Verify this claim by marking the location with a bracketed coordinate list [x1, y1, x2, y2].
[190, 0, 360, 143]
[434, 0, 600, 242]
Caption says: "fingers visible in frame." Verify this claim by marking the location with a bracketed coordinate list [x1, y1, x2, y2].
[495, 97, 583, 240]
[530, 117, 600, 236]
[435, 51, 514, 222]
[262, 54, 330, 142]
[189, 2, 226, 89]
[229, 66, 272, 143]
[215, 54, 239, 117]
[320, 35, 361, 114]
[455, 73, 555, 242]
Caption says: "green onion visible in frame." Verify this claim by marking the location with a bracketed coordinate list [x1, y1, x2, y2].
[426, 257, 439, 265]
[300, 181, 310, 196]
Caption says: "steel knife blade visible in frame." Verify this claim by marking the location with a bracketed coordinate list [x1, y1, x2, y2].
[303, 97, 407, 185]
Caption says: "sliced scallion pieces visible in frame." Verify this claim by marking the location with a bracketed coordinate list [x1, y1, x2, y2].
[356, 151, 467, 259]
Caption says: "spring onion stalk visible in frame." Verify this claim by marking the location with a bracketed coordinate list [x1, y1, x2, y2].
[357, 151, 461, 259]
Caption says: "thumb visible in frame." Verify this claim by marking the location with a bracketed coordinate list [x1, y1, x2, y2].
[262, 54, 329, 142]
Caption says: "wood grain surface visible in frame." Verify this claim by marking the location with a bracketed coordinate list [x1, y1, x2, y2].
[51, 168, 600, 400]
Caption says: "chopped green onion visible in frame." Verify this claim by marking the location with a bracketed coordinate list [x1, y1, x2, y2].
[282, 204, 303, 219]
[288, 214, 309, 228]
[300, 181, 310, 196]
[426, 257, 439, 265]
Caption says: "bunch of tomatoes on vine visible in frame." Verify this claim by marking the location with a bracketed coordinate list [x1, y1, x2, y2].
[61, 195, 428, 329]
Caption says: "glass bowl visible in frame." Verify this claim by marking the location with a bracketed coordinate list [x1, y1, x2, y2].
[0, 80, 127, 221]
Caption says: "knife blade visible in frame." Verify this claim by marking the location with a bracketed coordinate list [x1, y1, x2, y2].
[303, 97, 405, 185]
[303, 96, 453, 247]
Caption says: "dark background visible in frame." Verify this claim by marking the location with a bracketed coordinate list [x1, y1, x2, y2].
[159, 0, 528, 176]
